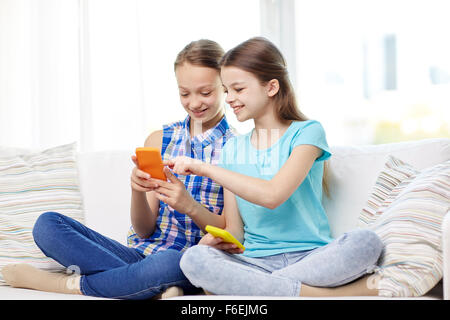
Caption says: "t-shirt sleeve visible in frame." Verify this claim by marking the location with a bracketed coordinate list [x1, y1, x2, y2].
[291, 120, 331, 162]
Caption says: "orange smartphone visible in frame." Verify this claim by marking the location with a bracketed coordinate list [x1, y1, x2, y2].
[135, 147, 167, 181]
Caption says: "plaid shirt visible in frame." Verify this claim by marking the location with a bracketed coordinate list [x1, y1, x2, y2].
[127, 115, 235, 255]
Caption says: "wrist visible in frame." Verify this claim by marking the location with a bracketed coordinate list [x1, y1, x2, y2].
[131, 189, 150, 208]
[185, 199, 200, 217]
[198, 163, 212, 177]
[131, 188, 146, 197]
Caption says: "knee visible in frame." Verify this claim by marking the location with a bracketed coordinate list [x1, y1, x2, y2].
[347, 229, 384, 264]
[32, 211, 62, 247]
[179, 245, 210, 280]
[135, 249, 185, 285]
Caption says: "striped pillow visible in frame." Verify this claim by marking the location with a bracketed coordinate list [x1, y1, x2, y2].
[367, 158, 450, 297]
[0, 143, 84, 285]
[359, 156, 420, 227]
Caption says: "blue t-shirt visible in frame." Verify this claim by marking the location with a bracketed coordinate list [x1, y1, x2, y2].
[219, 120, 333, 257]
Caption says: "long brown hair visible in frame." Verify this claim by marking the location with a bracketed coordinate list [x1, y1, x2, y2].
[174, 39, 224, 71]
[220, 37, 330, 197]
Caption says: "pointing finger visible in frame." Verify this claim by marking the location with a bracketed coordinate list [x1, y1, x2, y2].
[162, 159, 174, 168]
[164, 166, 181, 184]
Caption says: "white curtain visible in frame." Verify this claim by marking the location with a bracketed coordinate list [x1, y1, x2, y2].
[0, 0, 80, 150]
[0, 0, 260, 152]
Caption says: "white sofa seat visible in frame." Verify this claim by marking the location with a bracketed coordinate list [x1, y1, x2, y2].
[1, 138, 449, 300]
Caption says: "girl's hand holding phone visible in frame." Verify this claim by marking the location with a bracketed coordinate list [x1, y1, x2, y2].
[130, 155, 161, 193]
[199, 232, 244, 255]
[152, 167, 198, 215]
[131, 154, 198, 214]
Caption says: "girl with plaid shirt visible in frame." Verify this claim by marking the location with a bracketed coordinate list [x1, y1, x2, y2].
[1, 39, 235, 299]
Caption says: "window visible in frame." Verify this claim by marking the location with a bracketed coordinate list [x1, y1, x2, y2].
[2, 0, 447, 151]
[294, 0, 450, 145]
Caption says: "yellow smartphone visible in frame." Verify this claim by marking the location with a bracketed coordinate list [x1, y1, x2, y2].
[205, 225, 245, 251]
[135, 147, 167, 181]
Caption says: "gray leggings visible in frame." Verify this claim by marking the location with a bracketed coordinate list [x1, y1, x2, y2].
[180, 229, 383, 296]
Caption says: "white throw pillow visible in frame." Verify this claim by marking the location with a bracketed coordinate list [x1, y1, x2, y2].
[362, 157, 450, 297]
[0, 143, 84, 284]
[359, 156, 420, 227]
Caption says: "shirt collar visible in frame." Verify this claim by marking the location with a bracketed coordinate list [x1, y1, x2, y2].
[183, 115, 230, 148]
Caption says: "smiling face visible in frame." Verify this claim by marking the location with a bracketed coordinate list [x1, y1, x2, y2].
[175, 63, 225, 132]
[220, 66, 276, 123]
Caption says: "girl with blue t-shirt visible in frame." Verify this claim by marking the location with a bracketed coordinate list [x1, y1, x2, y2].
[165, 37, 384, 297]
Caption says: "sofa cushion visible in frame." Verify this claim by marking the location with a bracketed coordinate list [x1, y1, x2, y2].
[358, 156, 420, 227]
[366, 158, 450, 296]
[0, 143, 84, 285]
[324, 138, 450, 237]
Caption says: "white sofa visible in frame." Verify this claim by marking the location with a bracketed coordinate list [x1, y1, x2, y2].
[1, 138, 449, 300]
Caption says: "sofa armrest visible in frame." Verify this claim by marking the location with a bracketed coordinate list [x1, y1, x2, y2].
[443, 210, 450, 300]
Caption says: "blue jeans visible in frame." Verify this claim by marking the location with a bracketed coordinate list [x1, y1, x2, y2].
[180, 229, 383, 296]
[32, 211, 199, 299]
